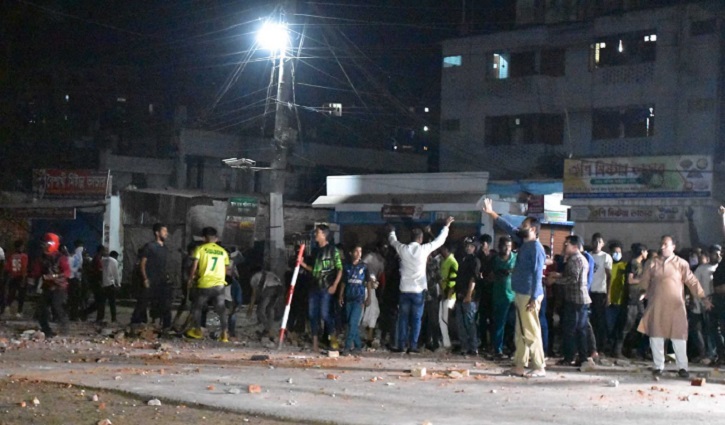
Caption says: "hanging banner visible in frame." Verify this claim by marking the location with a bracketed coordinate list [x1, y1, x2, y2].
[563, 156, 712, 199]
[33, 169, 110, 199]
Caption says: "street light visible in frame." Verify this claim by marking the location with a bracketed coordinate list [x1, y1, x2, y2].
[257, 22, 289, 57]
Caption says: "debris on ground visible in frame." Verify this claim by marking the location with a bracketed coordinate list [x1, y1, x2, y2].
[226, 388, 242, 394]
[248, 385, 262, 394]
[91, 394, 100, 402]
[411, 367, 427, 378]
[97, 419, 113, 425]
[607, 380, 619, 388]
[32, 397, 40, 406]
[207, 385, 215, 391]
[327, 351, 339, 358]
[147, 399, 162, 406]
[251, 355, 270, 361]
[691, 378, 706, 387]
[18, 401, 26, 408]
[326, 374, 340, 380]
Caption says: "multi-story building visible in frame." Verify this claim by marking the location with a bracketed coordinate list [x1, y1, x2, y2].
[440, 1, 725, 247]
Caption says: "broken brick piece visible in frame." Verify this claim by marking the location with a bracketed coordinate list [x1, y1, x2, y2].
[691, 378, 706, 387]
[248, 385, 262, 394]
[411, 368, 427, 378]
[327, 374, 340, 380]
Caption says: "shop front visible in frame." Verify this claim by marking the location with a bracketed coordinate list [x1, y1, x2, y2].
[563, 155, 720, 250]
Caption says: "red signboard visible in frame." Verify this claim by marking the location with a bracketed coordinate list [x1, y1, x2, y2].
[33, 169, 110, 199]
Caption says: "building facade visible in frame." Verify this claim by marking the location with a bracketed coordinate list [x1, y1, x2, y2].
[440, 1, 725, 248]
[440, 1, 725, 178]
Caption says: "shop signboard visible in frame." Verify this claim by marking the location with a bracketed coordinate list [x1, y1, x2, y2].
[563, 156, 712, 199]
[569, 205, 684, 222]
[33, 169, 110, 199]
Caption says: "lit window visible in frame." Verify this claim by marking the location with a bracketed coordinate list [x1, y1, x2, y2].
[64, 94, 69, 102]
[424, 107, 430, 113]
[443, 55, 462, 68]
[423, 126, 429, 132]
[117, 97, 126, 103]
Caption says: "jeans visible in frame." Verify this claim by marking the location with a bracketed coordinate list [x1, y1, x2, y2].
[309, 288, 334, 337]
[344, 301, 364, 350]
[396, 292, 425, 350]
[96, 285, 118, 323]
[492, 299, 513, 354]
[192, 286, 227, 333]
[456, 300, 479, 353]
[562, 302, 590, 362]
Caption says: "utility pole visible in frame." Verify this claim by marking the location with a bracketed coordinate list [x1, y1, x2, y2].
[268, 0, 297, 280]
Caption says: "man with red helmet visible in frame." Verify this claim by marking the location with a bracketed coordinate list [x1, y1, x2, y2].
[35, 233, 71, 337]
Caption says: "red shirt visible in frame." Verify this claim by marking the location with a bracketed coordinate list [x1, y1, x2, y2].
[33, 253, 71, 290]
[4, 253, 28, 278]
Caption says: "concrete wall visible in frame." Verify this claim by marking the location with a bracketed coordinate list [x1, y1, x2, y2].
[440, 3, 723, 177]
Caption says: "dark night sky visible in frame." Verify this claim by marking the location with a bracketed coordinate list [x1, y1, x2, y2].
[1, 1, 514, 148]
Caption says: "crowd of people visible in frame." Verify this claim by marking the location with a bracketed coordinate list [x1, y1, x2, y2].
[3, 202, 725, 380]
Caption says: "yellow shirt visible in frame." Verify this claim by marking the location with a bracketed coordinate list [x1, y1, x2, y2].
[193, 242, 230, 288]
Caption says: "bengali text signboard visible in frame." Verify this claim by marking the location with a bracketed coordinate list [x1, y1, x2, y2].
[569, 205, 684, 222]
[33, 169, 110, 199]
[563, 156, 712, 199]
[225, 197, 259, 248]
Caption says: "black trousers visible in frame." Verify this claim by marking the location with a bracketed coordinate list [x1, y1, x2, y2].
[67, 278, 86, 320]
[2, 276, 27, 314]
[131, 287, 150, 325]
[150, 284, 173, 329]
[420, 298, 442, 350]
[590, 292, 608, 352]
[38, 288, 68, 335]
[96, 286, 118, 323]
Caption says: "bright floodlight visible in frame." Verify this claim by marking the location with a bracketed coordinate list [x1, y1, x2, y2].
[258, 22, 289, 54]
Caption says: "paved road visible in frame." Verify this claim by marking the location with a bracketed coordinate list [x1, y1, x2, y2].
[5, 343, 725, 425]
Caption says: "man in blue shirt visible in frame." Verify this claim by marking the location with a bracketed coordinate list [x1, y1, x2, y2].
[483, 199, 546, 377]
[338, 245, 371, 353]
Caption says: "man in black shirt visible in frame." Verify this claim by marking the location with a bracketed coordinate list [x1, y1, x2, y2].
[131, 223, 170, 331]
[456, 237, 481, 355]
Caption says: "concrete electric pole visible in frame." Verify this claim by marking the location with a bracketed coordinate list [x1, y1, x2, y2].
[268, 0, 297, 280]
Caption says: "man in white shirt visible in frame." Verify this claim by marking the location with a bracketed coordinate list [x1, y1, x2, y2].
[692, 245, 721, 361]
[97, 249, 121, 324]
[590, 233, 612, 355]
[387, 216, 454, 353]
